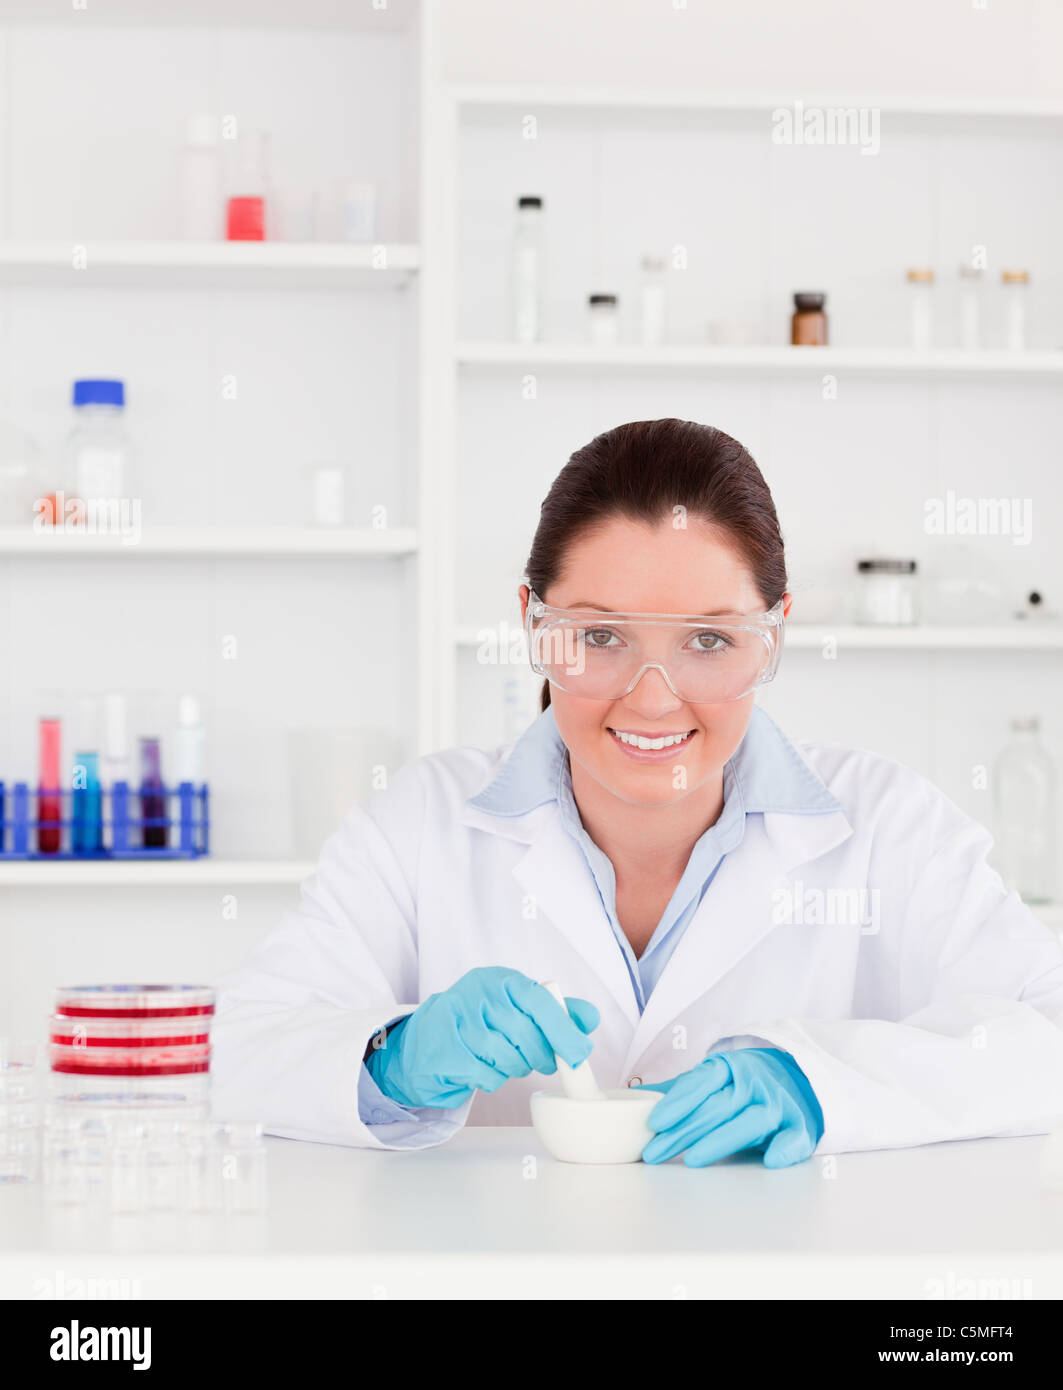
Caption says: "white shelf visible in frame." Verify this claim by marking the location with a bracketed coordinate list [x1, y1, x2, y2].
[456, 343, 1063, 378]
[0, 0, 419, 27]
[782, 625, 1063, 650]
[0, 859, 316, 887]
[0, 526, 419, 557]
[452, 84, 1063, 120]
[455, 623, 1063, 652]
[0, 241, 420, 289]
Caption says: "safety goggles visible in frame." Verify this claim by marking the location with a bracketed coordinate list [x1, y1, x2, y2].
[525, 590, 785, 703]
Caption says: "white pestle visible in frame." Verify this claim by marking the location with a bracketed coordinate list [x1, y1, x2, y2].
[539, 979, 606, 1101]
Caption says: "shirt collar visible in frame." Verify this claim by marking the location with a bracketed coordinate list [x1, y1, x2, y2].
[467, 702, 842, 818]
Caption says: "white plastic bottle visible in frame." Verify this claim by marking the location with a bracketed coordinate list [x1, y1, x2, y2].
[957, 265, 982, 351]
[906, 268, 934, 351]
[511, 196, 545, 343]
[993, 716, 1056, 903]
[179, 115, 222, 240]
[639, 255, 667, 346]
[68, 380, 132, 503]
[1002, 269, 1029, 351]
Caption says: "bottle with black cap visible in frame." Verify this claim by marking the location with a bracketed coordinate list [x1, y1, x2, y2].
[511, 195, 545, 343]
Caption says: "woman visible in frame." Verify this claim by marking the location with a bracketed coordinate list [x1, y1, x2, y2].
[211, 418, 1063, 1167]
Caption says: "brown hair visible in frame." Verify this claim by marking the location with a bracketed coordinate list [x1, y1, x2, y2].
[524, 418, 787, 711]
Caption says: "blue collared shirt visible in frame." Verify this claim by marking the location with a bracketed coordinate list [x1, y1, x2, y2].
[466, 703, 843, 1014]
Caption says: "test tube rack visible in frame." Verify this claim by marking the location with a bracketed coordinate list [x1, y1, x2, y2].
[0, 782, 210, 859]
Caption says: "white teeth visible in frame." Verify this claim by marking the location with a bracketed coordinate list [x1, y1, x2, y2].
[611, 730, 693, 750]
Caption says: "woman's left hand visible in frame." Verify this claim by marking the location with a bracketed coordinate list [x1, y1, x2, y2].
[634, 1047, 824, 1168]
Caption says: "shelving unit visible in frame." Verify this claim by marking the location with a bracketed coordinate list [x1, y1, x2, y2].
[440, 65, 1063, 988]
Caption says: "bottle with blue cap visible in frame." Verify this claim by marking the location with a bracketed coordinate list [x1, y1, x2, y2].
[68, 378, 131, 507]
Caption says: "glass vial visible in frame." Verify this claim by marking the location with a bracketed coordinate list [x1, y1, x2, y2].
[639, 255, 667, 346]
[139, 736, 168, 848]
[855, 559, 918, 625]
[1001, 269, 1029, 351]
[957, 265, 982, 351]
[226, 130, 270, 241]
[791, 292, 827, 345]
[907, 269, 934, 350]
[178, 115, 222, 240]
[37, 717, 62, 854]
[511, 195, 545, 343]
[994, 716, 1055, 903]
[587, 294, 620, 344]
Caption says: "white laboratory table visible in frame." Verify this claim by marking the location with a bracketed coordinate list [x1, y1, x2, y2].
[3, 1128, 1063, 1300]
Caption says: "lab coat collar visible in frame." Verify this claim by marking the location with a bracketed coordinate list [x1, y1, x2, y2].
[459, 704, 854, 1036]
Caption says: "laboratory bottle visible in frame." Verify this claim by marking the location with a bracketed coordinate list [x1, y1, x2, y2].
[587, 294, 620, 344]
[993, 716, 1056, 904]
[957, 265, 982, 351]
[906, 269, 934, 350]
[791, 292, 827, 345]
[178, 115, 222, 241]
[68, 381, 131, 505]
[1001, 269, 1029, 350]
[511, 195, 546, 343]
[639, 255, 667, 346]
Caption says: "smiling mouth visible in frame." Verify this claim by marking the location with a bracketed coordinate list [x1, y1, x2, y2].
[607, 728, 697, 751]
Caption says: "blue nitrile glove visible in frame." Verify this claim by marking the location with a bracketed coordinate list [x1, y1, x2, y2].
[635, 1047, 824, 1169]
[365, 967, 600, 1109]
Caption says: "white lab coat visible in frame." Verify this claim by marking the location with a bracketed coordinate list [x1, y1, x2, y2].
[210, 726, 1063, 1156]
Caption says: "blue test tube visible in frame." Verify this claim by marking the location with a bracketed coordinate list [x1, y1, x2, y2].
[72, 752, 104, 854]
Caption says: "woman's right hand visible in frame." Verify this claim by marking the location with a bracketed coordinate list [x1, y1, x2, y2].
[365, 966, 600, 1109]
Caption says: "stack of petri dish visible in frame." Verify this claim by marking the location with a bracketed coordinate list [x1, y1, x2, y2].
[41, 983, 267, 1212]
[0, 1041, 40, 1184]
[48, 985, 214, 1110]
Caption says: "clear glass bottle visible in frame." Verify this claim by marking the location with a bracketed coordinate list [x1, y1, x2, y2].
[587, 294, 620, 344]
[68, 380, 131, 504]
[511, 195, 545, 343]
[639, 255, 667, 346]
[221, 1122, 268, 1213]
[1001, 269, 1029, 350]
[0, 418, 43, 525]
[178, 114, 222, 241]
[906, 268, 934, 350]
[957, 265, 982, 351]
[994, 716, 1055, 903]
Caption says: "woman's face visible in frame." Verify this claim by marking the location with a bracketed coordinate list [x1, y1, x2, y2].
[519, 515, 790, 808]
